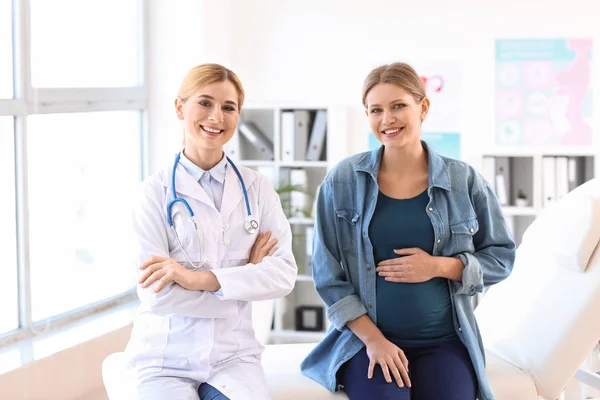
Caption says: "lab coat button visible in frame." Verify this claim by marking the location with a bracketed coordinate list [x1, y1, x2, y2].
[470, 228, 475, 233]
[428, 207, 433, 211]
[367, 266, 371, 271]
[224, 239, 230, 246]
[223, 224, 229, 231]
[458, 327, 462, 332]
[437, 239, 441, 243]
[368, 304, 372, 309]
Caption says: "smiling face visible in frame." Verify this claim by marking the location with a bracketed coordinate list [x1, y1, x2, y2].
[175, 80, 240, 152]
[365, 83, 429, 150]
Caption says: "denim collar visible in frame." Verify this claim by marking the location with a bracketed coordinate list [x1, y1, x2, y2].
[354, 140, 451, 191]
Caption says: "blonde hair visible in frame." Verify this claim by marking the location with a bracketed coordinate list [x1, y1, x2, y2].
[178, 63, 245, 146]
[362, 62, 425, 107]
[178, 63, 245, 108]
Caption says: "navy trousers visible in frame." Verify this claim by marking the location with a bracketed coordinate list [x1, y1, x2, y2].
[340, 338, 478, 400]
[198, 383, 230, 400]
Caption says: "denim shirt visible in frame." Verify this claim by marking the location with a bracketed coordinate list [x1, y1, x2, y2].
[300, 143, 516, 400]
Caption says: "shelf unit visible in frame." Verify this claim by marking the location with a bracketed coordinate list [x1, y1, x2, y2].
[479, 149, 597, 247]
[226, 105, 334, 344]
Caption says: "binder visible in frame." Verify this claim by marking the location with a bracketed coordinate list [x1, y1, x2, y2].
[495, 157, 510, 206]
[555, 157, 569, 199]
[237, 121, 274, 160]
[567, 157, 580, 191]
[542, 157, 557, 206]
[305, 110, 327, 161]
[294, 110, 310, 160]
[280, 112, 295, 162]
[281, 110, 310, 162]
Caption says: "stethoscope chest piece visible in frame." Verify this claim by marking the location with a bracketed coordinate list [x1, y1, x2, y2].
[245, 216, 259, 234]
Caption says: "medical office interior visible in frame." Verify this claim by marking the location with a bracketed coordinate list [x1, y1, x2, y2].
[1, 0, 600, 399]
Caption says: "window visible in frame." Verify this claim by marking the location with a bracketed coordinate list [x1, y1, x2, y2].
[1, 1, 146, 342]
[28, 112, 141, 321]
[0, 0, 13, 98]
[0, 117, 18, 333]
[29, 0, 141, 88]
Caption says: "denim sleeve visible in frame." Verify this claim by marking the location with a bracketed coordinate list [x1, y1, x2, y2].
[452, 177, 516, 296]
[312, 180, 368, 330]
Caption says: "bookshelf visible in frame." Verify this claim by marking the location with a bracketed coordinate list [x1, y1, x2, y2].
[479, 149, 597, 247]
[225, 105, 333, 344]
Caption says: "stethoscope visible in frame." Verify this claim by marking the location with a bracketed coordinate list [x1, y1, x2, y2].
[167, 151, 259, 269]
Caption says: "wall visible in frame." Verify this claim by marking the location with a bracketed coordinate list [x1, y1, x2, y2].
[147, 0, 234, 173]
[148, 0, 599, 171]
[222, 0, 600, 164]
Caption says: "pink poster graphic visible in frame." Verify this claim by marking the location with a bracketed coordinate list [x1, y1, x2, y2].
[495, 39, 593, 146]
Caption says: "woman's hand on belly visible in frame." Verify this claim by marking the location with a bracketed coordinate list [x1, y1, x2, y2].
[376, 247, 438, 283]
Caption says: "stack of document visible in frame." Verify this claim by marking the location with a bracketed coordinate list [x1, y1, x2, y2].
[542, 156, 591, 206]
[280, 110, 327, 162]
[237, 121, 274, 160]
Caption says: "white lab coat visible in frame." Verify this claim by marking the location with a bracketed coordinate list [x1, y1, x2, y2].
[123, 158, 297, 400]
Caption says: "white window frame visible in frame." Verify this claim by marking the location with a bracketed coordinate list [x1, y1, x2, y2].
[0, 0, 148, 347]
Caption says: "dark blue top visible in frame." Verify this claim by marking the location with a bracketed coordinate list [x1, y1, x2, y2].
[370, 189, 456, 346]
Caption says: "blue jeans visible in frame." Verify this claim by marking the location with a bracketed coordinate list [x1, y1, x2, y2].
[340, 338, 478, 400]
[198, 383, 230, 400]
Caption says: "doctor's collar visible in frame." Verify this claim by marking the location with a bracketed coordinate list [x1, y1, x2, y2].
[179, 151, 228, 184]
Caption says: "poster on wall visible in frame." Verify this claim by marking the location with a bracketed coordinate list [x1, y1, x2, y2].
[368, 131, 461, 160]
[416, 62, 462, 133]
[495, 38, 593, 146]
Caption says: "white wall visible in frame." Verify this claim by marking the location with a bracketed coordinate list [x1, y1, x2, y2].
[225, 0, 600, 164]
[147, 0, 234, 173]
[148, 0, 600, 170]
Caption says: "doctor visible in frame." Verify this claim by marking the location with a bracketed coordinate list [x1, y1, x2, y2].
[123, 63, 297, 400]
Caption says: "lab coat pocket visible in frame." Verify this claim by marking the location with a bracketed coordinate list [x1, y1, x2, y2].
[221, 249, 250, 269]
[236, 318, 262, 359]
[128, 314, 169, 373]
[161, 315, 204, 373]
[450, 217, 479, 254]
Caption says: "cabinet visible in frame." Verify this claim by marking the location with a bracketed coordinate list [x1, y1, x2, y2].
[479, 148, 596, 246]
[226, 105, 333, 343]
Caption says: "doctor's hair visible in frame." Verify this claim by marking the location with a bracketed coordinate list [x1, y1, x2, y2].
[177, 63, 245, 111]
[362, 62, 426, 107]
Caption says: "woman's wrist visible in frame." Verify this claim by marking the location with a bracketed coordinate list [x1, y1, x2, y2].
[433, 256, 464, 281]
[182, 270, 221, 292]
[198, 271, 221, 292]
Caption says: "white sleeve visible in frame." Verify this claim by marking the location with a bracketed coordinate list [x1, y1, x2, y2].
[133, 179, 238, 318]
[211, 175, 297, 301]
